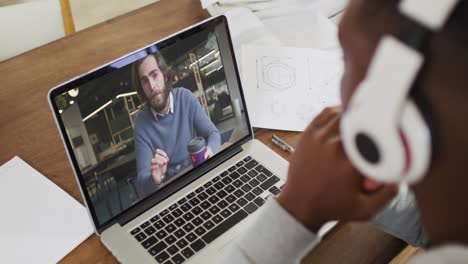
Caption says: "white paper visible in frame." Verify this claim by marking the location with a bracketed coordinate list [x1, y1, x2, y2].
[0, 157, 94, 264]
[242, 45, 343, 131]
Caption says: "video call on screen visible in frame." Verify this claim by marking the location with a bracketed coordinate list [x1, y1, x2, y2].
[54, 24, 249, 225]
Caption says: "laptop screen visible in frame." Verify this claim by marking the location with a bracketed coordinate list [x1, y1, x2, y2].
[49, 16, 251, 231]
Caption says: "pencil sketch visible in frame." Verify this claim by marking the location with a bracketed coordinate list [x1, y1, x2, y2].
[257, 56, 296, 91]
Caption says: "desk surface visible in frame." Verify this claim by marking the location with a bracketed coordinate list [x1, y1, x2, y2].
[0, 0, 405, 262]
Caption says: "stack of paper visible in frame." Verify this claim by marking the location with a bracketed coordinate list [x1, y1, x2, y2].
[0, 157, 93, 263]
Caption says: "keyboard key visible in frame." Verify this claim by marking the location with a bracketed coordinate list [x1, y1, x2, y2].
[172, 208, 183, 218]
[171, 253, 184, 264]
[174, 218, 186, 227]
[220, 171, 229, 177]
[222, 177, 233, 185]
[232, 180, 243, 188]
[195, 186, 204, 193]
[269, 186, 281, 195]
[183, 223, 195, 232]
[208, 195, 220, 204]
[212, 176, 221, 183]
[167, 245, 179, 255]
[165, 223, 176, 233]
[181, 247, 195, 259]
[131, 227, 141, 235]
[209, 205, 221, 215]
[254, 197, 265, 207]
[260, 175, 280, 190]
[226, 194, 237, 203]
[241, 184, 252, 193]
[145, 226, 156, 236]
[191, 239, 206, 252]
[212, 214, 223, 224]
[256, 165, 273, 177]
[203, 220, 215, 230]
[247, 170, 259, 178]
[189, 197, 201, 207]
[156, 230, 168, 239]
[163, 214, 175, 223]
[244, 203, 259, 214]
[249, 179, 260, 187]
[174, 229, 186, 239]
[206, 187, 216, 195]
[224, 185, 235, 193]
[230, 171, 241, 179]
[214, 182, 225, 190]
[154, 220, 166, 229]
[228, 203, 240, 212]
[243, 156, 252, 162]
[169, 203, 178, 210]
[165, 260, 175, 264]
[135, 232, 147, 242]
[244, 192, 255, 201]
[237, 167, 247, 175]
[244, 159, 258, 170]
[200, 201, 211, 210]
[186, 232, 197, 242]
[240, 175, 250, 183]
[187, 192, 196, 199]
[194, 226, 207, 236]
[150, 215, 160, 223]
[165, 235, 176, 245]
[160, 209, 170, 217]
[236, 160, 245, 167]
[216, 190, 228, 198]
[217, 200, 229, 209]
[256, 173, 267, 182]
[141, 221, 151, 229]
[197, 192, 208, 201]
[176, 238, 188, 249]
[202, 210, 248, 243]
[233, 189, 245, 198]
[149, 241, 168, 256]
[236, 197, 248, 207]
[183, 212, 194, 222]
[142, 236, 158, 249]
[192, 206, 203, 215]
[192, 217, 203, 226]
[180, 203, 192, 212]
[200, 211, 212, 220]
[220, 209, 232, 218]
[228, 166, 236, 172]
[177, 198, 187, 205]
[155, 251, 170, 263]
[252, 187, 263, 196]
[203, 181, 213, 188]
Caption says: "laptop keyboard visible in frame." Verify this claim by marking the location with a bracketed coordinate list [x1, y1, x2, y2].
[129, 156, 284, 264]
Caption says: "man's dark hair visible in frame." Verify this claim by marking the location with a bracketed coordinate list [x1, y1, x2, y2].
[131, 53, 176, 104]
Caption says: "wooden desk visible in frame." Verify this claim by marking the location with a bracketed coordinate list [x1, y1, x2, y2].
[0, 0, 406, 262]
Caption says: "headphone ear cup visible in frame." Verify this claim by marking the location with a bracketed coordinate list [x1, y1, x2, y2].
[398, 99, 432, 183]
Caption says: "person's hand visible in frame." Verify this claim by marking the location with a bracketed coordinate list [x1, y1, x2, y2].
[204, 147, 213, 160]
[277, 106, 398, 232]
[151, 149, 169, 185]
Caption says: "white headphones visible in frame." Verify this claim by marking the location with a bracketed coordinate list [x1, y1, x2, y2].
[340, 0, 460, 184]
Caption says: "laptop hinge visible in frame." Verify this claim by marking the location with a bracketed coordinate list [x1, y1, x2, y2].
[117, 145, 243, 226]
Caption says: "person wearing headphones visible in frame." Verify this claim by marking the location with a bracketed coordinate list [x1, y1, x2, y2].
[223, 0, 468, 262]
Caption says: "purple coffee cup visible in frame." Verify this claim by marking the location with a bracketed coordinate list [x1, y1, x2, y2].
[188, 137, 207, 167]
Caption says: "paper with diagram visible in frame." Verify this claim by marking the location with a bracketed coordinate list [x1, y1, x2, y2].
[241, 45, 344, 131]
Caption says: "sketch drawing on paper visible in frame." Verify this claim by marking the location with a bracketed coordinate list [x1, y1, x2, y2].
[307, 57, 342, 106]
[270, 99, 288, 118]
[296, 103, 317, 122]
[257, 56, 296, 91]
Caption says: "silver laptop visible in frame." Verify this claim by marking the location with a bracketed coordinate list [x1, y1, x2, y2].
[48, 16, 288, 263]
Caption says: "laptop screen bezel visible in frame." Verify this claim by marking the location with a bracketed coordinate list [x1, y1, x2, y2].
[47, 15, 253, 234]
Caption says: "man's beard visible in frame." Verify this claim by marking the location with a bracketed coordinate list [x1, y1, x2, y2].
[148, 86, 171, 113]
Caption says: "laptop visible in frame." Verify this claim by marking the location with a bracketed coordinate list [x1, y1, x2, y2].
[48, 15, 288, 263]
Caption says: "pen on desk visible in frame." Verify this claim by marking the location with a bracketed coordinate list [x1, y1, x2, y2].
[271, 135, 295, 153]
